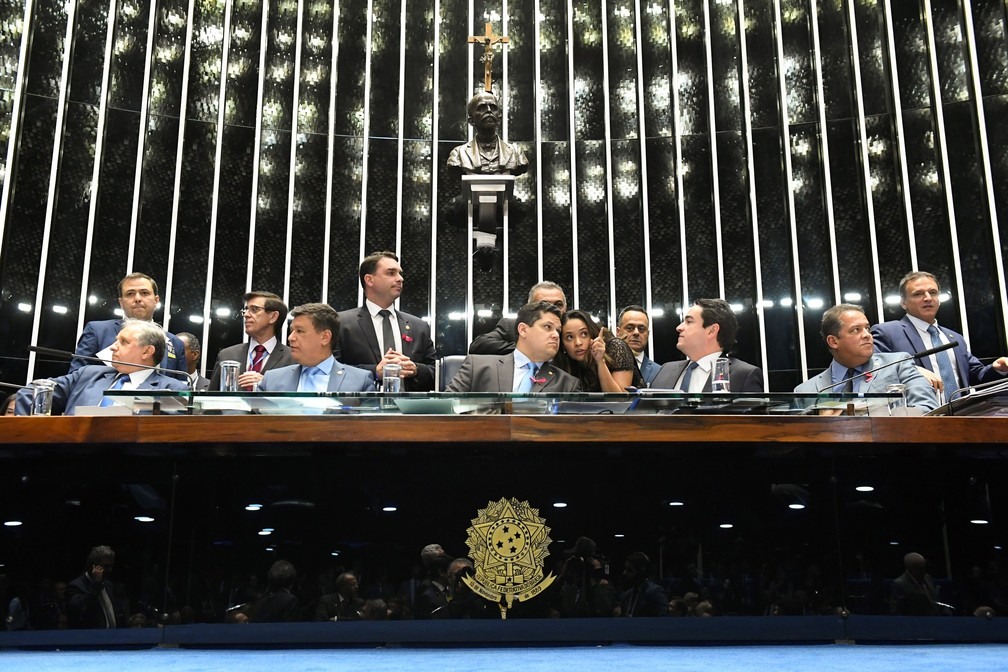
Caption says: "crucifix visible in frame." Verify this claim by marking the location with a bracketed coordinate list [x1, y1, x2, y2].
[468, 22, 509, 92]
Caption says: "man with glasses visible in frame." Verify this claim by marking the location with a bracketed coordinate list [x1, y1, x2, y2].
[209, 291, 294, 391]
[616, 305, 661, 387]
[469, 281, 568, 355]
[71, 272, 187, 378]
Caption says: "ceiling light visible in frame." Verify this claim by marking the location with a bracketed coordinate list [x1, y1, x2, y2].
[788, 504, 805, 510]
[719, 523, 733, 529]
[382, 506, 397, 512]
[855, 486, 874, 492]
[4, 520, 23, 527]
[245, 504, 262, 511]
[553, 502, 567, 508]
[134, 516, 155, 523]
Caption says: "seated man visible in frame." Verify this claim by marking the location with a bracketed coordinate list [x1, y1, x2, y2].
[17, 319, 190, 415]
[71, 272, 186, 378]
[794, 303, 939, 412]
[258, 303, 375, 392]
[872, 271, 1008, 399]
[469, 281, 567, 355]
[650, 298, 763, 392]
[447, 301, 581, 393]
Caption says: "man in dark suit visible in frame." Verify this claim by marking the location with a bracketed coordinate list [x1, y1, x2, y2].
[794, 304, 938, 412]
[70, 272, 186, 378]
[616, 304, 661, 386]
[890, 552, 941, 616]
[447, 301, 582, 393]
[651, 298, 763, 393]
[209, 290, 295, 391]
[247, 560, 300, 623]
[315, 572, 364, 621]
[16, 320, 190, 415]
[871, 271, 1007, 400]
[176, 331, 210, 391]
[65, 546, 121, 629]
[469, 281, 567, 355]
[258, 303, 375, 393]
[335, 251, 436, 391]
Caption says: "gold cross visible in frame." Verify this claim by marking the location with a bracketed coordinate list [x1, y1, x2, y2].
[468, 22, 509, 92]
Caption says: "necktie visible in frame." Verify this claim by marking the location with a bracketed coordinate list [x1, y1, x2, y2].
[678, 361, 699, 392]
[514, 363, 533, 393]
[842, 368, 858, 393]
[927, 324, 959, 396]
[302, 366, 325, 392]
[244, 344, 267, 390]
[378, 309, 396, 353]
[99, 375, 128, 407]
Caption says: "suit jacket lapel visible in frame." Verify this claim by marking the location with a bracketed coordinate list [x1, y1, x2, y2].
[900, 316, 929, 370]
[396, 315, 415, 358]
[532, 362, 555, 392]
[262, 343, 285, 372]
[357, 308, 382, 359]
[498, 354, 514, 392]
[327, 364, 345, 391]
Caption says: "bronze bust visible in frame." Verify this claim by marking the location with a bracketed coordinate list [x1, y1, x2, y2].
[447, 92, 529, 179]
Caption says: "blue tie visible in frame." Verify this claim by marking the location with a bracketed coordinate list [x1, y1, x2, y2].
[302, 366, 325, 392]
[927, 324, 958, 395]
[514, 363, 533, 393]
[99, 374, 128, 407]
[678, 362, 699, 392]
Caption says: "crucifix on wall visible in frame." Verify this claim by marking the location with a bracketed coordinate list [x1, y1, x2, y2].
[468, 22, 509, 92]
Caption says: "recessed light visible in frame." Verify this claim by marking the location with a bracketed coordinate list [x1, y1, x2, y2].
[855, 486, 874, 492]
[134, 516, 155, 523]
[971, 519, 989, 525]
[245, 504, 263, 511]
[4, 520, 23, 527]
[382, 506, 397, 512]
[719, 523, 733, 529]
[613, 533, 625, 538]
[668, 500, 684, 507]
[553, 502, 567, 508]
[788, 504, 805, 510]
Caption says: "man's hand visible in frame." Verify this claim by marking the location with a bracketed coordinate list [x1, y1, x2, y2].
[237, 371, 264, 389]
[917, 365, 943, 391]
[377, 349, 417, 377]
[993, 356, 1008, 374]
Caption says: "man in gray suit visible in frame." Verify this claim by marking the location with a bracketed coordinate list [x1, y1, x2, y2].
[447, 301, 581, 393]
[17, 320, 189, 415]
[651, 298, 763, 393]
[258, 303, 375, 393]
[209, 291, 295, 391]
[794, 303, 938, 412]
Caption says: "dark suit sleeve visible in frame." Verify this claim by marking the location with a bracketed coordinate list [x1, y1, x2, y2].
[166, 333, 188, 375]
[406, 323, 437, 392]
[870, 323, 894, 353]
[16, 369, 83, 416]
[469, 319, 516, 355]
[70, 323, 102, 373]
[739, 364, 764, 393]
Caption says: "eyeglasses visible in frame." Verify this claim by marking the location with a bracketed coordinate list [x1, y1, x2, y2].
[240, 306, 267, 315]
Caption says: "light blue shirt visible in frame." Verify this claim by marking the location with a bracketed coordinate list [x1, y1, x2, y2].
[298, 355, 335, 392]
[829, 359, 862, 393]
[512, 349, 541, 392]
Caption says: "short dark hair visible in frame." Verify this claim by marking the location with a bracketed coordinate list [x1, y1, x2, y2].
[693, 298, 738, 351]
[118, 272, 158, 297]
[176, 331, 200, 354]
[625, 551, 651, 574]
[617, 305, 648, 325]
[820, 303, 864, 342]
[244, 291, 288, 336]
[267, 560, 296, 589]
[121, 318, 166, 364]
[515, 300, 562, 334]
[898, 271, 939, 300]
[86, 545, 115, 567]
[289, 303, 340, 352]
[359, 251, 399, 289]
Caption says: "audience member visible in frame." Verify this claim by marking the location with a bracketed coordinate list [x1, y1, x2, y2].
[794, 304, 939, 412]
[871, 271, 1008, 400]
[315, 572, 363, 621]
[66, 546, 120, 629]
[616, 305, 660, 386]
[651, 299, 764, 393]
[258, 303, 375, 392]
[70, 273, 186, 377]
[176, 331, 210, 391]
[335, 251, 436, 391]
[16, 320, 190, 415]
[890, 552, 941, 616]
[209, 291, 294, 391]
[447, 301, 581, 393]
[556, 309, 637, 392]
[470, 281, 567, 355]
[246, 560, 300, 623]
[619, 552, 668, 617]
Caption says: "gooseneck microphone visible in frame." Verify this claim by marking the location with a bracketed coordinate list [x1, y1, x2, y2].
[28, 345, 194, 389]
[817, 340, 959, 393]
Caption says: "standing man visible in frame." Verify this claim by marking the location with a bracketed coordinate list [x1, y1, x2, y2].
[209, 291, 295, 391]
[71, 272, 186, 377]
[258, 303, 375, 393]
[616, 305, 661, 386]
[794, 304, 939, 411]
[650, 299, 764, 393]
[447, 301, 581, 393]
[871, 271, 1008, 399]
[469, 281, 568, 355]
[176, 332, 210, 391]
[65, 545, 121, 629]
[335, 251, 436, 391]
[16, 320, 190, 415]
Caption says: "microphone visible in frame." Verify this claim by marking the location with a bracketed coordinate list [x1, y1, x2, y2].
[28, 346, 193, 389]
[817, 340, 959, 393]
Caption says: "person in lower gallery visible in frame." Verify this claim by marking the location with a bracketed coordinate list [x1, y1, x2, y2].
[257, 303, 375, 393]
[447, 301, 581, 393]
[650, 298, 764, 393]
[66, 546, 121, 629]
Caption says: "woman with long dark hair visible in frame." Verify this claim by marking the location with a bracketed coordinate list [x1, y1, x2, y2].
[556, 310, 639, 392]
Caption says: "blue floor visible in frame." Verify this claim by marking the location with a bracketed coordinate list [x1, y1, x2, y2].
[2, 644, 1007, 672]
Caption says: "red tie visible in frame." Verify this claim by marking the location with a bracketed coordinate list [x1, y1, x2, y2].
[244, 344, 267, 391]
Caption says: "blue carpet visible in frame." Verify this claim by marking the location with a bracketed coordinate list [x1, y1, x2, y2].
[1, 645, 1006, 671]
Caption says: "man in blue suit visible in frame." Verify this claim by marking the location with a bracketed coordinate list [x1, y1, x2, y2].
[258, 303, 375, 393]
[17, 320, 190, 415]
[871, 271, 1007, 399]
[70, 272, 187, 378]
[616, 305, 661, 387]
[794, 304, 938, 412]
